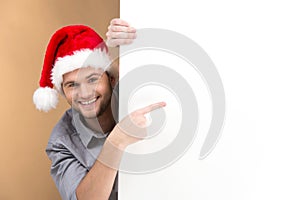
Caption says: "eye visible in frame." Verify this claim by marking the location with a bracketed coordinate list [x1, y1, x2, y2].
[66, 82, 79, 88]
[88, 77, 99, 83]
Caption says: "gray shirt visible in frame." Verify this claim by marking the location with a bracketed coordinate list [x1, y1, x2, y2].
[46, 109, 118, 200]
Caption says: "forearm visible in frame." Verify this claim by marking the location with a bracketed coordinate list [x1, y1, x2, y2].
[76, 139, 124, 200]
[75, 102, 166, 200]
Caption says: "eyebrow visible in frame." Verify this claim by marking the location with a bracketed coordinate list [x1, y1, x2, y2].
[85, 72, 102, 79]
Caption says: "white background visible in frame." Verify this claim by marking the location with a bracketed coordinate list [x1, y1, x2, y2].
[119, 0, 300, 199]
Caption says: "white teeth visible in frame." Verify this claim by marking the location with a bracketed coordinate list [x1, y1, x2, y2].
[80, 98, 97, 105]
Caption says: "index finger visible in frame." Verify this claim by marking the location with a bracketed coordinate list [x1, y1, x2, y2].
[138, 102, 166, 114]
[110, 18, 130, 27]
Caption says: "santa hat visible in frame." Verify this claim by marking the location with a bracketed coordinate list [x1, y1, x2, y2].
[33, 25, 111, 112]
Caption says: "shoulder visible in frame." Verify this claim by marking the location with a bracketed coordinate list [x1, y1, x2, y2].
[47, 109, 77, 145]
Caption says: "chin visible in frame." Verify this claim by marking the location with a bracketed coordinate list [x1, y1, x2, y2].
[80, 109, 100, 119]
[74, 98, 110, 119]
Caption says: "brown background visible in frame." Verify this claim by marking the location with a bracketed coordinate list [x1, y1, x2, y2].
[0, 0, 119, 199]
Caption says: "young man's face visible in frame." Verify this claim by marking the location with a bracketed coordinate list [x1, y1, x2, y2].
[62, 67, 113, 119]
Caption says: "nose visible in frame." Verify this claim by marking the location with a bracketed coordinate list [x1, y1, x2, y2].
[77, 83, 94, 99]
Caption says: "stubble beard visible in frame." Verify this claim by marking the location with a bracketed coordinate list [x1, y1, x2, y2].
[96, 95, 112, 118]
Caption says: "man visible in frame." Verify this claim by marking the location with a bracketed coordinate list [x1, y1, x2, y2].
[33, 19, 166, 200]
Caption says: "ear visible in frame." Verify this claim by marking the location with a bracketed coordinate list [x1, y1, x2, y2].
[109, 74, 116, 88]
[105, 71, 116, 88]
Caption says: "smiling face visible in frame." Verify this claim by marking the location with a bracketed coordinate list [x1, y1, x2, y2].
[62, 67, 113, 119]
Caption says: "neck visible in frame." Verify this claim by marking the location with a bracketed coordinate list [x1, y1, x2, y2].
[83, 104, 116, 133]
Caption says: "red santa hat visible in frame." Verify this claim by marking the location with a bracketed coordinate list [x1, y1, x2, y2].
[33, 25, 111, 112]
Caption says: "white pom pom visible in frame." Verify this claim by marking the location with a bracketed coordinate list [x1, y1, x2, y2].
[33, 87, 58, 112]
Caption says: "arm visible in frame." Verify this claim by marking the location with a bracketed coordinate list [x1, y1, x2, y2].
[75, 139, 122, 200]
[46, 136, 120, 200]
[76, 102, 166, 200]
[46, 142, 90, 200]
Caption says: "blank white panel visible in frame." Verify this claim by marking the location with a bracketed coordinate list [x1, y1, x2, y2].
[119, 0, 300, 199]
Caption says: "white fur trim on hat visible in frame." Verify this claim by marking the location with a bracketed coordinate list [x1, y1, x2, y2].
[33, 87, 58, 112]
[51, 48, 111, 92]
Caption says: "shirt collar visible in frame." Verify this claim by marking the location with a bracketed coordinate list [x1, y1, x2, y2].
[72, 111, 108, 147]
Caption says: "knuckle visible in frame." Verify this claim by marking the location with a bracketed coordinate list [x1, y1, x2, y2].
[130, 112, 138, 118]
[111, 32, 118, 38]
[113, 19, 120, 25]
[114, 26, 120, 32]
[110, 19, 116, 24]
[138, 122, 146, 127]
[125, 39, 132, 44]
